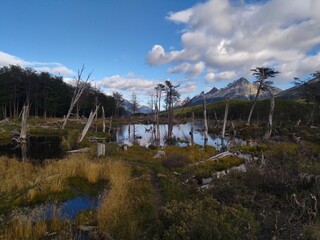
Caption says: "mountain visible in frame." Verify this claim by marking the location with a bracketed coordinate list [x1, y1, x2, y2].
[188, 77, 282, 106]
[276, 77, 320, 100]
[123, 99, 152, 114]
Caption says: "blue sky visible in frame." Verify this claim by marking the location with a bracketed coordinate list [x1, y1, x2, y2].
[1, 0, 319, 104]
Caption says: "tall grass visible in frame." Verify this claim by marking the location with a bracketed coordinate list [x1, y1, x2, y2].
[3, 205, 67, 240]
[98, 161, 154, 239]
[0, 156, 36, 192]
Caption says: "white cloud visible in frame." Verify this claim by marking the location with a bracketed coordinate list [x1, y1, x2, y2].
[167, 8, 193, 23]
[97, 75, 159, 95]
[168, 61, 205, 77]
[179, 81, 198, 94]
[205, 71, 236, 83]
[0, 51, 75, 76]
[147, 0, 320, 85]
[0, 51, 29, 66]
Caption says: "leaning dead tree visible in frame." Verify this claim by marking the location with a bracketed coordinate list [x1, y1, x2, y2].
[62, 66, 92, 129]
[247, 67, 279, 126]
[78, 105, 100, 144]
[221, 102, 229, 139]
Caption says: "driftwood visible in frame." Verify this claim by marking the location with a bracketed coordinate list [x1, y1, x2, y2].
[0, 118, 10, 124]
[89, 136, 108, 142]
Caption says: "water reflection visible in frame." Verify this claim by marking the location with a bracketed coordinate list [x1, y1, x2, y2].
[115, 121, 246, 150]
[0, 136, 63, 162]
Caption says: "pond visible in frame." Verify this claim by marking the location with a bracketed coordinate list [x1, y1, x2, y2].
[44, 195, 99, 220]
[0, 122, 250, 161]
[115, 121, 248, 149]
[0, 136, 63, 162]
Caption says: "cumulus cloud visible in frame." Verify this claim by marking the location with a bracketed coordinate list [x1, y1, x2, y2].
[168, 61, 205, 77]
[96, 74, 159, 95]
[179, 81, 198, 94]
[0, 51, 75, 76]
[147, 0, 320, 84]
[204, 71, 236, 83]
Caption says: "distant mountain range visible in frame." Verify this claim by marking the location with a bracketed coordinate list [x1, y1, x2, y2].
[123, 99, 152, 114]
[276, 76, 320, 100]
[186, 77, 282, 106]
[124, 76, 319, 112]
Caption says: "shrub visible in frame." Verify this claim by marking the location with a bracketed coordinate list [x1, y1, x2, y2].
[157, 197, 259, 240]
[162, 153, 190, 169]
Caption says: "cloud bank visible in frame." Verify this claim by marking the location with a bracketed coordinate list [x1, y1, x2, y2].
[0, 51, 75, 77]
[147, 0, 320, 83]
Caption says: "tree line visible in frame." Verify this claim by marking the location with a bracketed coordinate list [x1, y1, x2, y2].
[0, 65, 124, 119]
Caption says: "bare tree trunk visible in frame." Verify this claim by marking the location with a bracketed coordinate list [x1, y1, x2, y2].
[264, 91, 275, 140]
[97, 143, 105, 157]
[108, 116, 112, 134]
[203, 95, 209, 142]
[78, 105, 99, 144]
[21, 142, 28, 162]
[222, 102, 229, 139]
[102, 106, 106, 133]
[20, 105, 29, 142]
[168, 102, 174, 138]
[155, 104, 160, 146]
[190, 112, 194, 146]
[62, 66, 91, 129]
[247, 85, 262, 126]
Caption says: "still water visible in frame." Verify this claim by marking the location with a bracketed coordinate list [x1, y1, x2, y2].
[0, 136, 63, 162]
[115, 121, 246, 149]
[0, 122, 248, 161]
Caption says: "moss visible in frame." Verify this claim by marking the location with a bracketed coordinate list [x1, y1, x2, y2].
[185, 156, 245, 179]
[232, 144, 270, 156]
[165, 145, 216, 163]
[66, 176, 107, 196]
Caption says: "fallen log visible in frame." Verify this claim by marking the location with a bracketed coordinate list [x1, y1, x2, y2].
[67, 148, 91, 153]
[0, 118, 10, 124]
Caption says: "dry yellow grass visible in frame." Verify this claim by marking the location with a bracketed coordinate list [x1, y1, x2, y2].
[3, 205, 64, 240]
[1, 154, 154, 239]
[97, 161, 154, 239]
[0, 156, 36, 192]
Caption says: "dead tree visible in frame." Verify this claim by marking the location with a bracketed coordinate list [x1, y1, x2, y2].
[247, 67, 279, 126]
[203, 94, 209, 146]
[102, 106, 106, 133]
[20, 104, 29, 142]
[78, 105, 100, 144]
[108, 116, 112, 134]
[264, 87, 275, 140]
[190, 112, 195, 146]
[222, 102, 229, 139]
[62, 66, 92, 129]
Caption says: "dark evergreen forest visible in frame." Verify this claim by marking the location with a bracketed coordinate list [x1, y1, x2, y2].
[0, 65, 117, 118]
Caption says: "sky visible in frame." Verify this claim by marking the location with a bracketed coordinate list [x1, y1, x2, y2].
[1, 0, 319, 105]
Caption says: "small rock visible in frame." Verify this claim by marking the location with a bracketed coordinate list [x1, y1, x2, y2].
[154, 150, 166, 158]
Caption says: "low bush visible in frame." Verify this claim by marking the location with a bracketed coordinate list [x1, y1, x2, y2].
[156, 197, 259, 240]
[162, 153, 190, 169]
